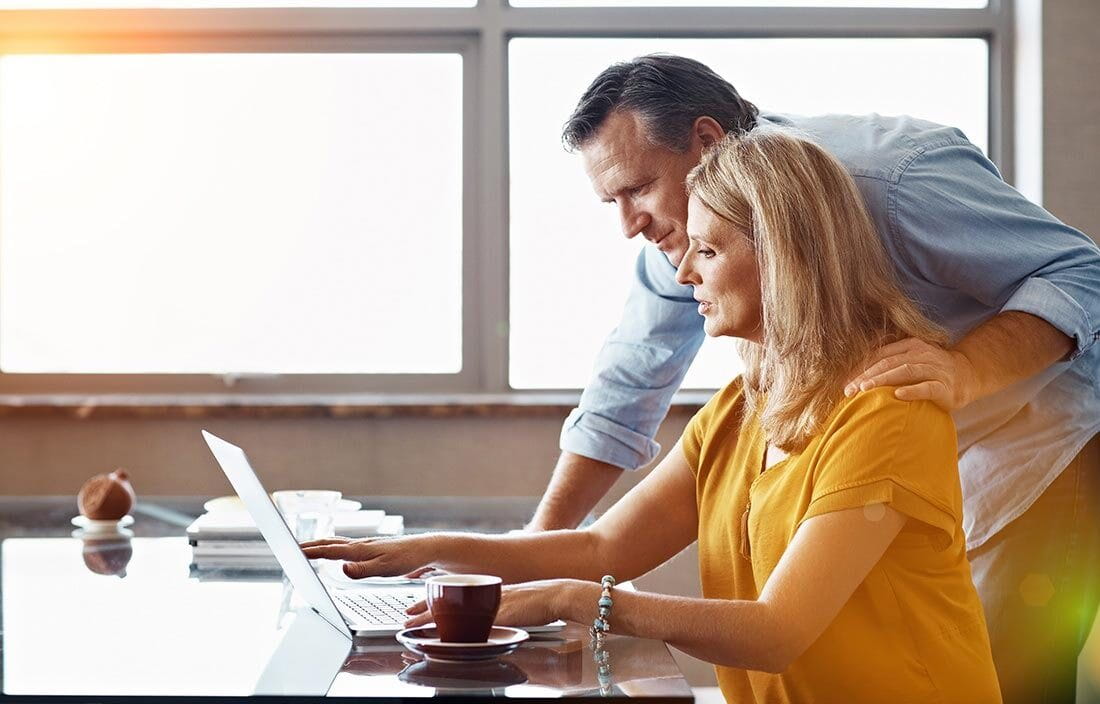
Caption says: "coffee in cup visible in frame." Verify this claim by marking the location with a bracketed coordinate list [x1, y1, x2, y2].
[426, 574, 502, 643]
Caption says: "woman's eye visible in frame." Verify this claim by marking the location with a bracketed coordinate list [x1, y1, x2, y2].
[697, 248, 716, 258]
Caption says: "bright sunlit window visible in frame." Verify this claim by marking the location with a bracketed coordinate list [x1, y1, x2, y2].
[510, 0, 985, 5]
[508, 37, 988, 389]
[0, 2, 1006, 394]
[0, 53, 463, 374]
[0, 1, 475, 6]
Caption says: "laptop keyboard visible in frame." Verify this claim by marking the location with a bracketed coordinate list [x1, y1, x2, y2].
[334, 591, 421, 626]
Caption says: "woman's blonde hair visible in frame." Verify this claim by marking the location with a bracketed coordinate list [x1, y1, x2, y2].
[686, 128, 948, 452]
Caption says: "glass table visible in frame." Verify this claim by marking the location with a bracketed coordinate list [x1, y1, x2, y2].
[0, 497, 694, 702]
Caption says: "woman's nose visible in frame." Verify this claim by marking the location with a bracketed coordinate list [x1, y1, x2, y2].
[675, 252, 697, 286]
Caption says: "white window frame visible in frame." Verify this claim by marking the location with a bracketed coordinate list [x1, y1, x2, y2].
[0, 1, 1014, 399]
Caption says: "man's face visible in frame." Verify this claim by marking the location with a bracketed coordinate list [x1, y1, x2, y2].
[581, 110, 710, 268]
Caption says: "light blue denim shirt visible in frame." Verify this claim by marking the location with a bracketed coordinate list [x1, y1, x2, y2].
[560, 112, 1100, 550]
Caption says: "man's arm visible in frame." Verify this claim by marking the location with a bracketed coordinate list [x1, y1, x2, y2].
[540, 246, 706, 530]
[528, 452, 623, 531]
[845, 311, 1074, 410]
[846, 140, 1100, 408]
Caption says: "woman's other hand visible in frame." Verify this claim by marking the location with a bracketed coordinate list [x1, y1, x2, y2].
[403, 579, 592, 629]
[300, 535, 441, 579]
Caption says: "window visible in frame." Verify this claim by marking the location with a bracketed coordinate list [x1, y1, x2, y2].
[509, 37, 987, 389]
[511, 1, 985, 6]
[0, 2, 1010, 396]
[0, 1, 476, 6]
[0, 53, 463, 375]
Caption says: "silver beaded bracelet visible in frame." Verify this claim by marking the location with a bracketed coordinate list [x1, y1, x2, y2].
[590, 574, 616, 642]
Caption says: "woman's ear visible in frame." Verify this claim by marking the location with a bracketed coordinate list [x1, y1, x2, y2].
[693, 116, 726, 148]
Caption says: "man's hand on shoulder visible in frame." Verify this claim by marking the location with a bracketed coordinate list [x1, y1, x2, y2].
[843, 337, 979, 411]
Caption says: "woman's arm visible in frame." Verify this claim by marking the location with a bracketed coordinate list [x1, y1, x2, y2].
[301, 443, 699, 584]
[551, 505, 906, 673]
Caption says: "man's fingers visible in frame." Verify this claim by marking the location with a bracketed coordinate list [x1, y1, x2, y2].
[894, 380, 949, 405]
[846, 354, 908, 391]
[846, 355, 944, 396]
[844, 339, 925, 394]
[858, 338, 922, 369]
[859, 362, 944, 391]
[872, 337, 923, 358]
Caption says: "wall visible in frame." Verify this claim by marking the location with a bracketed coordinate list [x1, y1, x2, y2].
[1042, 2, 1100, 700]
[1044, 0, 1100, 242]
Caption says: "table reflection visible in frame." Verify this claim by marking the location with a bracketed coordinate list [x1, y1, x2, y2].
[73, 528, 134, 578]
[1, 527, 691, 701]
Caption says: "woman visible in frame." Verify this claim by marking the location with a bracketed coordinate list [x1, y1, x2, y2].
[303, 129, 1001, 703]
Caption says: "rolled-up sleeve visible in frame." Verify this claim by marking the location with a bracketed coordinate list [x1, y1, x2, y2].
[559, 246, 706, 470]
[891, 142, 1100, 359]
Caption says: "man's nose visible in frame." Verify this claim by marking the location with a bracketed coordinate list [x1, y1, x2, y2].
[620, 208, 651, 240]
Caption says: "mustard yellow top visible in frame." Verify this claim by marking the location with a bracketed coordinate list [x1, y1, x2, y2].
[681, 381, 1001, 704]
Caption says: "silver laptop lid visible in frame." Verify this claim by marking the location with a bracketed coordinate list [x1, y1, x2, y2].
[201, 429, 351, 640]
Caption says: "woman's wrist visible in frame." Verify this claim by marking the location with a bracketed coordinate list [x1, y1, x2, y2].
[400, 531, 461, 575]
[558, 579, 600, 624]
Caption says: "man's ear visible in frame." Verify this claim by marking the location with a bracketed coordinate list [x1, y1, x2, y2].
[693, 116, 726, 148]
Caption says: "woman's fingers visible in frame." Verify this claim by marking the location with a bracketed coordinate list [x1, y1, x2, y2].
[301, 542, 376, 561]
[402, 599, 432, 628]
[343, 559, 388, 578]
[299, 537, 353, 549]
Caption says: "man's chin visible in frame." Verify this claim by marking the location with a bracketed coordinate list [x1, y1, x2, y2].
[664, 249, 686, 268]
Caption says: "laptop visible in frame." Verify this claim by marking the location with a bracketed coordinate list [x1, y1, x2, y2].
[201, 429, 565, 639]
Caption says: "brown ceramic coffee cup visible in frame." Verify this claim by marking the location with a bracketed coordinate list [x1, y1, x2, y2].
[426, 574, 502, 643]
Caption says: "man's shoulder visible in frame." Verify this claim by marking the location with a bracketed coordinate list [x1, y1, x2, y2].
[759, 112, 974, 183]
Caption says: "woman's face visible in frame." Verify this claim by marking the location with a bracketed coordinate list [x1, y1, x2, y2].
[676, 195, 763, 342]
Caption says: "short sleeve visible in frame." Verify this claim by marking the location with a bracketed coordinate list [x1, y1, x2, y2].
[800, 388, 961, 550]
[680, 407, 707, 476]
[560, 247, 707, 470]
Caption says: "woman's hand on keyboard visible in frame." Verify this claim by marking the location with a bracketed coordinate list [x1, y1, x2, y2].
[300, 535, 441, 579]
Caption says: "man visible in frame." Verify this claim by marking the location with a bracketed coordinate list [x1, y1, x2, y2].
[528, 54, 1100, 703]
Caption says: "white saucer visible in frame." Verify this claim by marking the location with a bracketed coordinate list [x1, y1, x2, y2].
[203, 495, 362, 513]
[71, 514, 134, 532]
[72, 527, 134, 540]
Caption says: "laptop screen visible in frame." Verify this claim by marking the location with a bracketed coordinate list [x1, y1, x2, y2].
[201, 430, 351, 640]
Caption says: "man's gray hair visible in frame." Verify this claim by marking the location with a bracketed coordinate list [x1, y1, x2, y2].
[562, 54, 759, 153]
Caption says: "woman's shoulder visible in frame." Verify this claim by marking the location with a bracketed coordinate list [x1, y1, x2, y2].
[827, 386, 954, 439]
[696, 376, 748, 423]
[812, 386, 959, 487]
